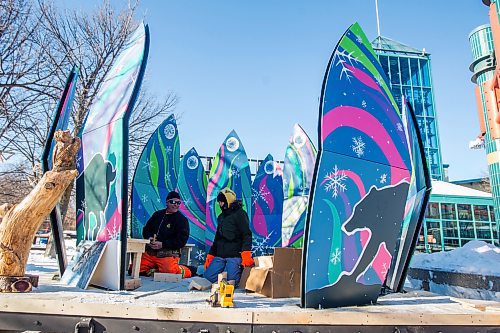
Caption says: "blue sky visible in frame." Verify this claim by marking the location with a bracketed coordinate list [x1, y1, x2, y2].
[73, 1, 490, 181]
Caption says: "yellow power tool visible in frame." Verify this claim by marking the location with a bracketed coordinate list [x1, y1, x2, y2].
[208, 279, 234, 308]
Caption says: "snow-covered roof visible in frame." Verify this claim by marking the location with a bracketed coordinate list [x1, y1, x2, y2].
[430, 180, 492, 198]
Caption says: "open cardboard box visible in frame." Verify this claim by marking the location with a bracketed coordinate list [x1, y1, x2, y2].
[240, 247, 302, 298]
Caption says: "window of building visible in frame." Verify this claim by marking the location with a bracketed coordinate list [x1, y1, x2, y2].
[443, 238, 459, 250]
[442, 220, 458, 237]
[400, 58, 411, 86]
[460, 221, 475, 239]
[410, 58, 421, 86]
[412, 89, 424, 116]
[475, 221, 492, 240]
[489, 206, 496, 221]
[474, 205, 489, 221]
[420, 59, 431, 87]
[422, 88, 434, 117]
[389, 57, 400, 85]
[458, 204, 472, 220]
[425, 202, 440, 218]
[379, 55, 389, 77]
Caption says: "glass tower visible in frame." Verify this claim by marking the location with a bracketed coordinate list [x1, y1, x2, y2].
[372, 36, 444, 180]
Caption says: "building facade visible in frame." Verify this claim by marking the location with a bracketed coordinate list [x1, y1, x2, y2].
[372, 36, 444, 181]
[416, 181, 498, 252]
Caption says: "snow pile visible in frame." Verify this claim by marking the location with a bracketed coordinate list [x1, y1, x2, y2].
[408, 240, 499, 301]
[410, 240, 500, 276]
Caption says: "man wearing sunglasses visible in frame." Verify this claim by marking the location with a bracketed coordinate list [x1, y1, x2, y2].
[139, 191, 192, 278]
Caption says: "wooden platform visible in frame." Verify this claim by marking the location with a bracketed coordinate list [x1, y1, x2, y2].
[0, 275, 498, 332]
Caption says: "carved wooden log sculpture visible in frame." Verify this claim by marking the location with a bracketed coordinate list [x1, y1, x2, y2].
[0, 130, 80, 283]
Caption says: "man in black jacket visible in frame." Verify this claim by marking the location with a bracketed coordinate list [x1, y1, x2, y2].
[204, 188, 254, 285]
[139, 191, 192, 278]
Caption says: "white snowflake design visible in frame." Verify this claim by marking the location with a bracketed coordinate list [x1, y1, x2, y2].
[142, 160, 156, 170]
[195, 250, 206, 261]
[252, 185, 271, 205]
[164, 124, 176, 139]
[396, 123, 403, 132]
[141, 194, 148, 203]
[323, 165, 347, 198]
[334, 49, 359, 82]
[105, 218, 120, 240]
[80, 199, 87, 210]
[381, 262, 388, 277]
[361, 100, 367, 108]
[355, 35, 363, 44]
[226, 137, 240, 152]
[186, 156, 199, 170]
[330, 248, 341, 265]
[374, 74, 384, 86]
[252, 232, 273, 255]
[351, 136, 365, 157]
[229, 167, 240, 179]
[165, 146, 173, 155]
[379, 173, 387, 184]
[76, 155, 82, 168]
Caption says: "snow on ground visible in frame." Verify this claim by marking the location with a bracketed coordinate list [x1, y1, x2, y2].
[409, 240, 500, 276]
[408, 240, 499, 301]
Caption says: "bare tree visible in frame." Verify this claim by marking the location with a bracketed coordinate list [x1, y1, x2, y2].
[1, 0, 178, 226]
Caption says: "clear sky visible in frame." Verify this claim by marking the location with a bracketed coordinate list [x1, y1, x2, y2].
[73, 1, 491, 181]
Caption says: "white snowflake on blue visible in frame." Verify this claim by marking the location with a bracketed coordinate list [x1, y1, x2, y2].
[76, 156, 82, 168]
[229, 167, 240, 179]
[334, 49, 358, 82]
[323, 165, 347, 198]
[252, 232, 273, 255]
[141, 194, 148, 203]
[379, 173, 387, 184]
[330, 248, 341, 265]
[361, 100, 367, 108]
[252, 185, 270, 205]
[351, 136, 365, 157]
[195, 249, 206, 261]
[165, 146, 173, 155]
[142, 159, 156, 170]
[396, 123, 403, 132]
[374, 74, 383, 86]
[80, 199, 87, 210]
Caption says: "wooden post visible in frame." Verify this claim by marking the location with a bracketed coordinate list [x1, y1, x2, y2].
[0, 131, 79, 285]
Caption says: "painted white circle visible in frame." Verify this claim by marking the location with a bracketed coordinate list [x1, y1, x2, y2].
[186, 156, 199, 170]
[226, 137, 240, 152]
[164, 124, 176, 139]
[264, 160, 275, 174]
[293, 134, 305, 148]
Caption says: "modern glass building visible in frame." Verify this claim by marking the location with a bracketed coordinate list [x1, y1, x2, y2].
[372, 36, 444, 180]
[416, 181, 499, 252]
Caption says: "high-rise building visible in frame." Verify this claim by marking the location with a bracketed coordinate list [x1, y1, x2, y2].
[372, 36, 444, 181]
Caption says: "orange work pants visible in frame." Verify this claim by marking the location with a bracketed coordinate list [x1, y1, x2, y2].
[139, 252, 192, 278]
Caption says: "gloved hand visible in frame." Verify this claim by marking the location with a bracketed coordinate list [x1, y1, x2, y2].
[204, 254, 215, 270]
[240, 251, 254, 267]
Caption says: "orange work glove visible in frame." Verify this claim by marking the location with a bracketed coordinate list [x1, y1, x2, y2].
[204, 254, 215, 270]
[240, 251, 254, 267]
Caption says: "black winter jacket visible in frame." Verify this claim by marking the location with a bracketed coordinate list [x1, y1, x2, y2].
[142, 210, 189, 251]
[209, 201, 252, 258]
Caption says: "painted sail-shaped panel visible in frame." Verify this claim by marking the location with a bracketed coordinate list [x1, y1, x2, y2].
[43, 65, 79, 172]
[281, 124, 317, 248]
[205, 130, 252, 246]
[251, 154, 284, 256]
[76, 23, 149, 244]
[130, 115, 181, 238]
[177, 147, 208, 266]
[385, 100, 432, 291]
[302, 23, 411, 308]
[41, 65, 79, 274]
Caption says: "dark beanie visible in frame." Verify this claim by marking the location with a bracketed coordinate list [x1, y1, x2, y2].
[217, 191, 227, 204]
[166, 191, 180, 200]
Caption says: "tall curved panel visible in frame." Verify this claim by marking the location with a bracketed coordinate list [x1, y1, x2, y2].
[302, 23, 412, 308]
[205, 130, 252, 246]
[42, 65, 79, 274]
[76, 23, 149, 244]
[385, 101, 432, 291]
[281, 124, 317, 248]
[177, 147, 208, 266]
[130, 115, 180, 238]
[251, 154, 284, 256]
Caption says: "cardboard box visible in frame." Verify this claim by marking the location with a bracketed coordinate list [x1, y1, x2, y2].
[240, 247, 301, 298]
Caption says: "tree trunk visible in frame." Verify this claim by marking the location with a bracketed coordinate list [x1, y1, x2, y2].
[0, 130, 79, 278]
[0, 169, 78, 276]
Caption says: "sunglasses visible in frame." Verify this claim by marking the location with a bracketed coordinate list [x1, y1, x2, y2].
[167, 199, 182, 205]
